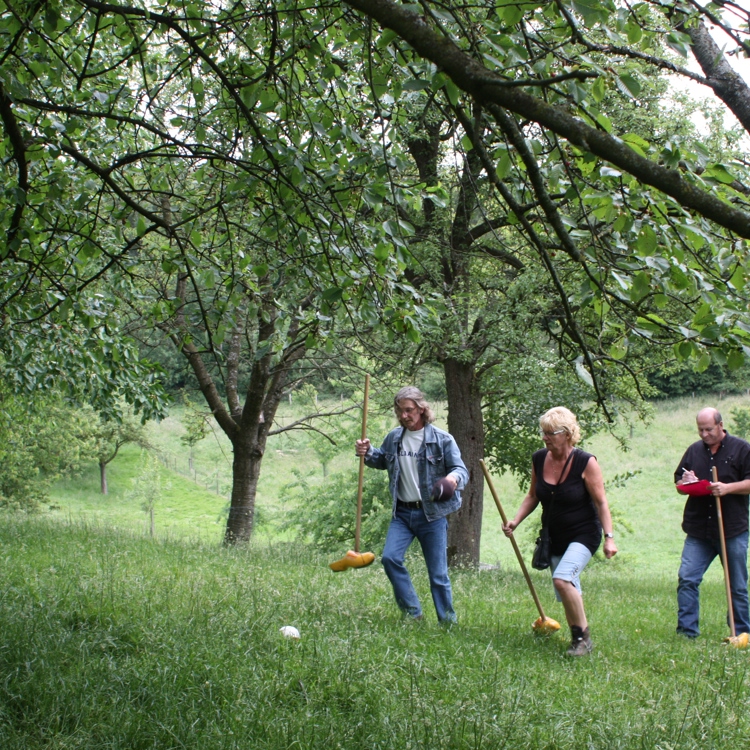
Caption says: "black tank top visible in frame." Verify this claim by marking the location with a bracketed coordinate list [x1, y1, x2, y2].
[532, 448, 602, 555]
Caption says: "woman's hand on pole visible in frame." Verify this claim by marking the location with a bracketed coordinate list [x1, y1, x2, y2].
[502, 519, 518, 537]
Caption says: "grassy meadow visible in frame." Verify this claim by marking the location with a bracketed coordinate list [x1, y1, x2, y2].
[2, 394, 750, 748]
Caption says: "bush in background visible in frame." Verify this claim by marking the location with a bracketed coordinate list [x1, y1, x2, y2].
[0, 385, 93, 510]
[281, 467, 391, 552]
[647, 361, 750, 398]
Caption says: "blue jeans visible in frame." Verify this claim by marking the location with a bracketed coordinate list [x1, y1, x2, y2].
[381, 505, 456, 623]
[677, 531, 750, 637]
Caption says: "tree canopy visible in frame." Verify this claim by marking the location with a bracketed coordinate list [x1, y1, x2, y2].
[3, 0, 750, 558]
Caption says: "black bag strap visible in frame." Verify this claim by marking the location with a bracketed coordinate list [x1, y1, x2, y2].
[554, 448, 576, 486]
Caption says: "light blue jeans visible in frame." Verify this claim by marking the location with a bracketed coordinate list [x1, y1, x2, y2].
[677, 531, 750, 637]
[381, 505, 456, 623]
[550, 542, 593, 602]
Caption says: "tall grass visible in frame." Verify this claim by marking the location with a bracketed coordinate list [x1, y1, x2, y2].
[6, 394, 747, 747]
[1, 515, 748, 750]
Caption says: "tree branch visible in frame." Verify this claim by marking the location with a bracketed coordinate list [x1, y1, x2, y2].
[345, 0, 750, 239]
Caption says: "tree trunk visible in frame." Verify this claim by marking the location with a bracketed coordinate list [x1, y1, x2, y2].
[223, 433, 264, 544]
[444, 358, 484, 568]
[99, 461, 108, 495]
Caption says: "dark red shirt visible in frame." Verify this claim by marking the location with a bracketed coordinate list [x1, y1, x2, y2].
[674, 432, 750, 540]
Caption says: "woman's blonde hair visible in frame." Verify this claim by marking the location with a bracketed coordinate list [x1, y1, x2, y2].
[539, 406, 581, 445]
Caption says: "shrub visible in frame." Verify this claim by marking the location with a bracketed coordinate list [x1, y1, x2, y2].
[281, 467, 391, 552]
[0, 386, 93, 510]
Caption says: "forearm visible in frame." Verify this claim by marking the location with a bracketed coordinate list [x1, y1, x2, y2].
[511, 494, 539, 527]
[442, 440, 469, 488]
[363, 446, 387, 470]
[716, 478, 750, 496]
[594, 499, 614, 536]
[445, 464, 468, 489]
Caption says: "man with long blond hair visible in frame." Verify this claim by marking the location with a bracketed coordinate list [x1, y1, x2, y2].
[355, 386, 468, 623]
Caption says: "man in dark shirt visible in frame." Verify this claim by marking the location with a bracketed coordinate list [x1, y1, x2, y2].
[674, 407, 750, 638]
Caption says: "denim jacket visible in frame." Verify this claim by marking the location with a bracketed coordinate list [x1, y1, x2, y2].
[365, 423, 469, 522]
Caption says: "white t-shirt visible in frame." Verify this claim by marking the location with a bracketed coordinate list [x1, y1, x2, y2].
[398, 428, 424, 501]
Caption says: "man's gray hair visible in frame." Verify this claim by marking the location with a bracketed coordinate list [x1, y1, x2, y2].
[393, 386, 435, 424]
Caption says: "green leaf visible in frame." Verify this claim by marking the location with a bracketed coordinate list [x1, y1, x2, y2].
[728, 349, 745, 371]
[377, 29, 399, 47]
[696, 353, 711, 372]
[595, 112, 612, 132]
[322, 287, 343, 303]
[637, 225, 657, 254]
[704, 163, 736, 185]
[677, 341, 694, 360]
[609, 339, 628, 360]
[497, 151, 512, 179]
[692, 304, 714, 326]
[616, 73, 641, 98]
[502, 5, 524, 25]
[626, 21, 643, 44]
[403, 78, 430, 91]
[621, 133, 650, 157]
[729, 266, 746, 292]
[363, 187, 385, 209]
[571, 0, 611, 27]
[699, 325, 721, 341]
[591, 76, 606, 103]
[666, 30, 692, 58]
[630, 271, 650, 302]
[444, 80, 459, 106]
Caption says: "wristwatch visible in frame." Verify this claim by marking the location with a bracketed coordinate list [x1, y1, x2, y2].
[604, 533, 614, 539]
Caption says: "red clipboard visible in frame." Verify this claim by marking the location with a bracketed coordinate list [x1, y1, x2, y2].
[676, 479, 714, 496]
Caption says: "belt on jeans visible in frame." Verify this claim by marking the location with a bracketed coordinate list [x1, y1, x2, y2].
[397, 499, 422, 509]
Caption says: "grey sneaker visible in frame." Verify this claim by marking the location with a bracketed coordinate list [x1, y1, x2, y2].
[566, 627, 593, 656]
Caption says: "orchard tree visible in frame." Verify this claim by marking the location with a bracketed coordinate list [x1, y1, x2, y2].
[344, 0, 750, 357]
[0, 1, 421, 542]
[86, 405, 151, 495]
[0, 380, 93, 509]
[6, 0, 750, 562]
[336, 0, 750, 563]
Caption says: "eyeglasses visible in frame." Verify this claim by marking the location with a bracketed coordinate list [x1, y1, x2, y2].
[539, 429, 566, 437]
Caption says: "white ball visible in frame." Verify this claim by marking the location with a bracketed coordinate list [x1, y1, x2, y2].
[279, 625, 300, 640]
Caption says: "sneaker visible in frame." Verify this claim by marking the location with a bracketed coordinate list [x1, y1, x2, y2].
[566, 627, 593, 656]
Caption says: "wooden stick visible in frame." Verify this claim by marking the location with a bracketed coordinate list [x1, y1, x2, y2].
[354, 374, 370, 553]
[713, 466, 736, 637]
[480, 459, 549, 621]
